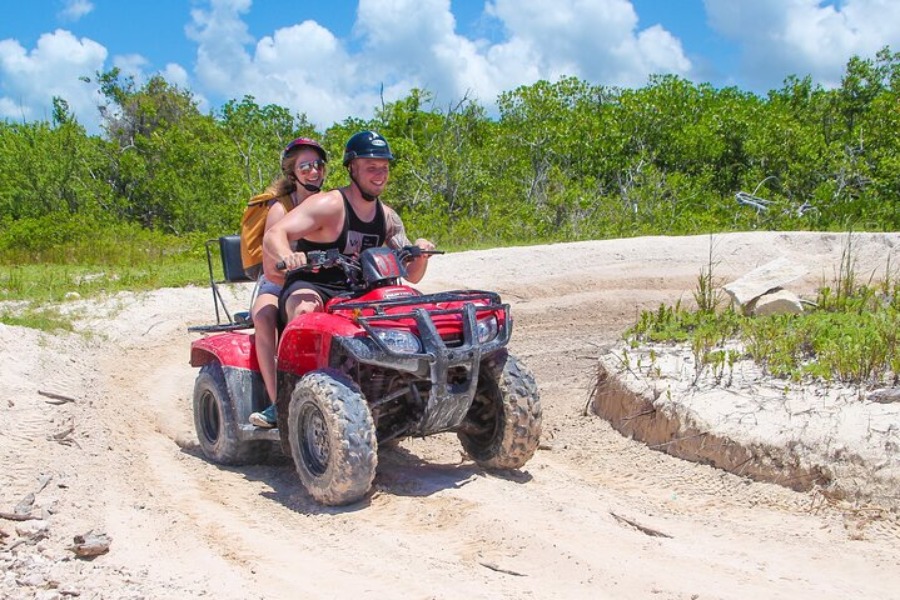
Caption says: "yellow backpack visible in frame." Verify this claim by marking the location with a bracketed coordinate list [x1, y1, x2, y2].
[239, 192, 294, 279]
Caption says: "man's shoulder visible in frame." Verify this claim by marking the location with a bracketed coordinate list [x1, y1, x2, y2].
[307, 188, 344, 207]
[302, 189, 346, 223]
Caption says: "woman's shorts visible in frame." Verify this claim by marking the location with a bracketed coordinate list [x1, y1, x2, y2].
[257, 275, 283, 298]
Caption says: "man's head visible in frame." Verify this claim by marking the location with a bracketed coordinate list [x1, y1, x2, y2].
[282, 137, 328, 192]
[343, 131, 393, 201]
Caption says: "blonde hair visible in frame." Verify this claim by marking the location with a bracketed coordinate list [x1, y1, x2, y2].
[264, 148, 303, 197]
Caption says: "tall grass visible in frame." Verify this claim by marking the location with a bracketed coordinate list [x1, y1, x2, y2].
[0, 223, 210, 330]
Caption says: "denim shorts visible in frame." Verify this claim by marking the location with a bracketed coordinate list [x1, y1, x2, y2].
[257, 275, 283, 298]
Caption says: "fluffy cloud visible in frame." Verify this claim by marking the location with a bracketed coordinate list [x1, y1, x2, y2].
[59, 0, 94, 22]
[705, 0, 900, 90]
[3, 0, 898, 135]
[188, 0, 370, 126]
[188, 0, 693, 127]
[485, 0, 690, 86]
[0, 29, 106, 123]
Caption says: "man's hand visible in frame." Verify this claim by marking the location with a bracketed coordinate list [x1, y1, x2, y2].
[414, 238, 435, 256]
[278, 251, 308, 271]
[403, 238, 435, 284]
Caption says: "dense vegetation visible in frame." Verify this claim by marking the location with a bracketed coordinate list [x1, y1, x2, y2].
[1, 47, 898, 311]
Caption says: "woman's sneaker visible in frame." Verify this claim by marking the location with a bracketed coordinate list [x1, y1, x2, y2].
[249, 404, 277, 428]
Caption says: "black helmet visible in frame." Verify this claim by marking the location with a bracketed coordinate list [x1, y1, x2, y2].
[342, 130, 393, 166]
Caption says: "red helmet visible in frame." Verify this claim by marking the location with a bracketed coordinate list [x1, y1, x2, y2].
[282, 137, 327, 162]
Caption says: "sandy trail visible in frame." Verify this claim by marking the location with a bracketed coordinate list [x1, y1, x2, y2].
[2, 231, 899, 599]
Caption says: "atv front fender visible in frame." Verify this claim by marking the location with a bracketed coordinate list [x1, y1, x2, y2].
[277, 312, 364, 376]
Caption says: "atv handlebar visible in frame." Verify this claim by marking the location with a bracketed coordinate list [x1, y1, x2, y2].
[275, 246, 443, 271]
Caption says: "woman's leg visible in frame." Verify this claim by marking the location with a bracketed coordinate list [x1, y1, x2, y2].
[251, 293, 279, 406]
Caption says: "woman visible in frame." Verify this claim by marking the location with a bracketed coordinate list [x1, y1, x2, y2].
[248, 137, 328, 428]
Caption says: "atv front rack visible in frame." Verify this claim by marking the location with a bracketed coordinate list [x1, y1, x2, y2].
[329, 290, 511, 433]
[331, 289, 502, 316]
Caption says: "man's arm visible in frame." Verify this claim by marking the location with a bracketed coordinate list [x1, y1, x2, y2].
[384, 206, 434, 284]
[262, 191, 339, 279]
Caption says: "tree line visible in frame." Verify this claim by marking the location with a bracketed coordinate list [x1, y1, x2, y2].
[1, 47, 898, 263]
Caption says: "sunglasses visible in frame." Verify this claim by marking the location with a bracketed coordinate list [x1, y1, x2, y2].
[296, 159, 327, 175]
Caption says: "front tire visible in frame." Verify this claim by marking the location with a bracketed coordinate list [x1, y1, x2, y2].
[288, 370, 377, 506]
[193, 361, 267, 465]
[458, 352, 542, 469]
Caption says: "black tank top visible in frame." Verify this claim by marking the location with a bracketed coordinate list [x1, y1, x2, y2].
[289, 189, 387, 287]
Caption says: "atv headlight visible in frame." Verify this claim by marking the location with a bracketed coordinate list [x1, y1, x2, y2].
[373, 328, 422, 354]
[476, 316, 499, 344]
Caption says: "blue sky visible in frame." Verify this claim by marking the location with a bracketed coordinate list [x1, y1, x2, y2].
[1, 0, 898, 134]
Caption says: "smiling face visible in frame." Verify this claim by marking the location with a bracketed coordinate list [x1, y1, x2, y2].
[291, 147, 327, 189]
[350, 157, 390, 198]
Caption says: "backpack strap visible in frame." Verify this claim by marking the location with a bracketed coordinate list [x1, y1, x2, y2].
[247, 191, 277, 207]
[247, 192, 294, 213]
[275, 194, 294, 214]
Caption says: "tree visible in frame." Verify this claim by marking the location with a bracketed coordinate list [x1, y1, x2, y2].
[218, 96, 319, 195]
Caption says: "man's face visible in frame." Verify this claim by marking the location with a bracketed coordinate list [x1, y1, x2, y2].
[352, 158, 390, 196]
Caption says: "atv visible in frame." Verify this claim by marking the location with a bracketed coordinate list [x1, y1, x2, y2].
[188, 239, 542, 506]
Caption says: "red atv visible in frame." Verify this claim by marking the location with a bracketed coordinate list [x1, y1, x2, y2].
[188, 239, 542, 506]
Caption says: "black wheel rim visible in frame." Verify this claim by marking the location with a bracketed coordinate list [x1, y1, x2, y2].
[464, 384, 502, 445]
[200, 389, 222, 444]
[298, 403, 330, 476]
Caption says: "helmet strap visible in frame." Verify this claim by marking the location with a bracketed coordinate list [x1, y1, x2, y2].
[349, 169, 378, 202]
[300, 182, 321, 193]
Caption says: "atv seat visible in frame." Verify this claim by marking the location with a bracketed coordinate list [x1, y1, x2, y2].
[188, 235, 258, 333]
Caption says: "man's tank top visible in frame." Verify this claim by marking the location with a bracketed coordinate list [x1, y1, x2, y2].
[288, 189, 387, 288]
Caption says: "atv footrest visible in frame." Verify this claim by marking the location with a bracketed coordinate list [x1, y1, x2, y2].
[188, 321, 254, 333]
[238, 424, 281, 441]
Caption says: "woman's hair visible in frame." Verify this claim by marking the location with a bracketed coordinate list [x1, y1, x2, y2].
[265, 147, 302, 197]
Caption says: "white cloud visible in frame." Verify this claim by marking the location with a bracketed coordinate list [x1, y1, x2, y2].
[13, 0, 896, 137]
[0, 0, 697, 134]
[0, 29, 106, 124]
[485, 0, 691, 87]
[188, 0, 377, 127]
[186, 0, 694, 128]
[112, 54, 149, 81]
[162, 63, 190, 89]
[704, 0, 900, 90]
[59, 0, 94, 22]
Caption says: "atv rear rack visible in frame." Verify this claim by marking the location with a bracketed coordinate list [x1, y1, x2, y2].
[188, 235, 258, 333]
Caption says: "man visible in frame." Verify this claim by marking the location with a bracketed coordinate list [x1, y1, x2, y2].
[263, 130, 435, 327]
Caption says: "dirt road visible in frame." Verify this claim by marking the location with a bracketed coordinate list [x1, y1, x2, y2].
[2, 232, 899, 599]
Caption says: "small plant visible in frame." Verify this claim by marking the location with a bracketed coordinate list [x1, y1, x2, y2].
[625, 235, 900, 390]
[693, 236, 723, 314]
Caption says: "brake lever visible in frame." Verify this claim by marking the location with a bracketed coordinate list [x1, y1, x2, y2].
[399, 246, 444, 262]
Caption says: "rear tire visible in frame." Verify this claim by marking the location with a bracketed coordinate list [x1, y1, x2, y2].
[458, 352, 542, 469]
[288, 370, 377, 506]
[193, 361, 267, 465]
